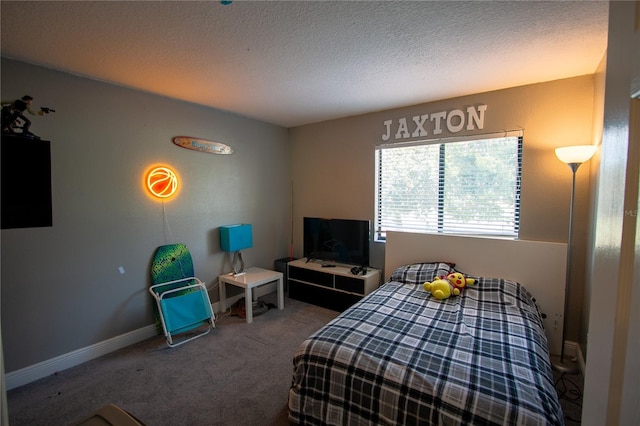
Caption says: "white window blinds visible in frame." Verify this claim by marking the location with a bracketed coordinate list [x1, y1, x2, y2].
[375, 134, 522, 240]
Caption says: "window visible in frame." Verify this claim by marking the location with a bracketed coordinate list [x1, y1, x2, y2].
[375, 133, 522, 241]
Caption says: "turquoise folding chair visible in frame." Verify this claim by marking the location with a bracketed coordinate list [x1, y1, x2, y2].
[149, 243, 215, 347]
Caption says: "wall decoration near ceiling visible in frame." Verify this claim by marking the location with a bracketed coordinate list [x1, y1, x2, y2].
[381, 104, 488, 142]
[1, 94, 55, 140]
[172, 136, 234, 155]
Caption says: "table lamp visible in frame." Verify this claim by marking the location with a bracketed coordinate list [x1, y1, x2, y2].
[220, 224, 253, 275]
[553, 144, 596, 373]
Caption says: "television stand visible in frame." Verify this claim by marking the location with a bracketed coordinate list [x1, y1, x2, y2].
[288, 258, 381, 312]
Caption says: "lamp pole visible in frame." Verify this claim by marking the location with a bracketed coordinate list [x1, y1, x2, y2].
[553, 162, 580, 373]
[552, 145, 595, 374]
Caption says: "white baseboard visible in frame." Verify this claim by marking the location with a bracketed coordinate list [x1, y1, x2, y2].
[576, 342, 586, 375]
[5, 325, 157, 391]
[5, 286, 278, 391]
[563, 340, 586, 376]
[564, 340, 578, 357]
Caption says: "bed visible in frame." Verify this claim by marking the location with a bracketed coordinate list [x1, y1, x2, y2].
[288, 232, 566, 425]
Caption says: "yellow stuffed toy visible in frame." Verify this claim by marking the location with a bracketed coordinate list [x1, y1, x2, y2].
[423, 276, 460, 300]
[424, 272, 475, 300]
[447, 272, 475, 293]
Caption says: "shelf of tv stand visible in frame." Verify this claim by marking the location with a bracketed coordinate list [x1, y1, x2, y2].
[287, 258, 381, 312]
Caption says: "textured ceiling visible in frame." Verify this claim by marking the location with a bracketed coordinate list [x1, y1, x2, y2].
[1, 1, 609, 128]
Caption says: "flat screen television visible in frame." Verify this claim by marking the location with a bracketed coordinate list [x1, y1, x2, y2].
[303, 217, 370, 266]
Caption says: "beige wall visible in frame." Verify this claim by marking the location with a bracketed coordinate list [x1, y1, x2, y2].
[291, 75, 596, 344]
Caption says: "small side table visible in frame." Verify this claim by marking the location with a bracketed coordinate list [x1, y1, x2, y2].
[218, 267, 284, 323]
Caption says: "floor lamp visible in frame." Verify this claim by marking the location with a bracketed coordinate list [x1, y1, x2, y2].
[553, 145, 596, 374]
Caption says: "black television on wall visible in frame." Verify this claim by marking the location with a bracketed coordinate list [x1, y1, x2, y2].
[1, 136, 52, 229]
[303, 217, 370, 266]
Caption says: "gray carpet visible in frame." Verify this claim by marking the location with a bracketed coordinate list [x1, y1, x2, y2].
[553, 370, 585, 425]
[7, 293, 584, 425]
[7, 294, 338, 426]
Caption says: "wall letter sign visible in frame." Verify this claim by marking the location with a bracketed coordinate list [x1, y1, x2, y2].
[381, 104, 487, 142]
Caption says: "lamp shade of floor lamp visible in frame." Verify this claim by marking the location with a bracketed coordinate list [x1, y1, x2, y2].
[220, 224, 253, 275]
[553, 145, 596, 374]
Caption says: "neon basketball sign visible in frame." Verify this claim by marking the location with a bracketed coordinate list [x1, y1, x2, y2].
[144, 165, 179, 200]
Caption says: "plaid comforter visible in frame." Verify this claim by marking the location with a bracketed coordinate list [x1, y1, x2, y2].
[288, 271, 563, 425]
